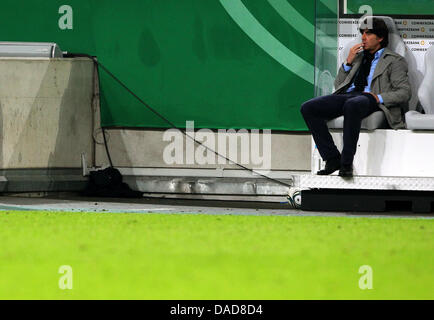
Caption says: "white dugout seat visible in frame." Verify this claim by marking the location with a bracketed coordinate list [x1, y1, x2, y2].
[405, 45, 434, 130]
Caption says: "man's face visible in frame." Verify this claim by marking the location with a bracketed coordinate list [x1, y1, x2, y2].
[361, 29, 383, 53]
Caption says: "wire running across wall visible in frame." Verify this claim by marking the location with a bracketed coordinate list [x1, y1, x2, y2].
[64, 53, 294, 190]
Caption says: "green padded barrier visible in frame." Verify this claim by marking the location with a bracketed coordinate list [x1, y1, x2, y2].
[0, 0, 331, 131]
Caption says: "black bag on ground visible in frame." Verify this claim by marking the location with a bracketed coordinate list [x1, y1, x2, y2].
[84, 167, 143, 198]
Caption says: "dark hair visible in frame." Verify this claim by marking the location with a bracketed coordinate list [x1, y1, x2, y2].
[359, 17, 389, 48]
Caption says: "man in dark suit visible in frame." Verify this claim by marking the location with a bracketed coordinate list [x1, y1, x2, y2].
[300, 17, 411, 177]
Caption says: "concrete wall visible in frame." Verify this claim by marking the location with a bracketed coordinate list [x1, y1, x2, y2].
[0, 57, 94, 169]
[95, 129, 311, 171]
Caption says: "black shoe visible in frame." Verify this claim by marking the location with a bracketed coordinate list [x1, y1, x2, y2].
[317, 156, 341, 175]
[339, 165, 353, 177]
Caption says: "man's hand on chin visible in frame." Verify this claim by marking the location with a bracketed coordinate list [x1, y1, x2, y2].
[367, 92, 380, 104]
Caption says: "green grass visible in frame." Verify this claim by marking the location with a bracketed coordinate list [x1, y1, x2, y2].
[0, 211, 432, 299]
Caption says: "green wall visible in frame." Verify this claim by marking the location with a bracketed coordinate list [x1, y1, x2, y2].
[0, 0, 321, 130]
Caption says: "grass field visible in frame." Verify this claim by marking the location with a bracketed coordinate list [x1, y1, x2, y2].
[0, 210, 432, 299]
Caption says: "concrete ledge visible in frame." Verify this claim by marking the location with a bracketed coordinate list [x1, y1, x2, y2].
[0, 169, 88, 193]
[95, 129, 312, 171]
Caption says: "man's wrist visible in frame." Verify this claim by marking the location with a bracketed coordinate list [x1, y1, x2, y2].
[345, 59, 353, 66]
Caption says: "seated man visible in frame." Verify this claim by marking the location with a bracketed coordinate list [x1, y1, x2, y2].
[300, 17, 411, 177]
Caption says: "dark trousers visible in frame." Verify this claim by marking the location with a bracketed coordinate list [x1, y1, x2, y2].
[300, 92, 380, 165]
